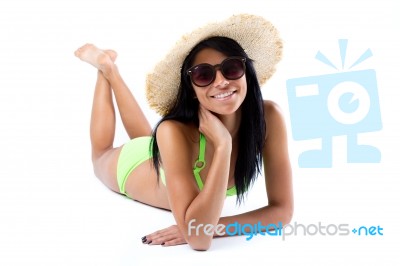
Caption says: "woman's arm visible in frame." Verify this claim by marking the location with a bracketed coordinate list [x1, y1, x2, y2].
[145, 101, 292, 246]
[156, 106, 232, 250]
[219, 100, 293, 232]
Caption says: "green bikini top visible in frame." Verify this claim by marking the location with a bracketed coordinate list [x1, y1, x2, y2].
[193, 134, 237, 197]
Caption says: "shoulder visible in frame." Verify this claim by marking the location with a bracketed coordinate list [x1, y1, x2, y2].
[263, 100, 284, 117]
[156, 120, 195, 141]
[156, 120, 186, 139]
[264, 100, 287, 153]
[262, 100, 288, 139]
[261, 102, 291, 177]
[156, 120, 198, 152]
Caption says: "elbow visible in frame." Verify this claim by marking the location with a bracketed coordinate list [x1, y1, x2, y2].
[187, 236, 212, 251]
[190, 243, 211, 252]
[185, 218, 214, 251]
[281, 203, 294, 226]
[272, 201, 293, 226]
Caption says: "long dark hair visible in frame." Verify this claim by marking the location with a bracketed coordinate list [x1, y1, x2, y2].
[151, 36, 266, 204]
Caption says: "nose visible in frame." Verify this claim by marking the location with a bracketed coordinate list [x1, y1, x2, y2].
[213, 70, 229, 88]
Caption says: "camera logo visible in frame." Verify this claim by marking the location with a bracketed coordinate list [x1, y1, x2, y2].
[286, 39, 382, 168]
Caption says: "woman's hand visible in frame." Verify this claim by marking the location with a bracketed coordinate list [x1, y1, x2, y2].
[142, 225, 186, 247]
[198, 105, 231, 148]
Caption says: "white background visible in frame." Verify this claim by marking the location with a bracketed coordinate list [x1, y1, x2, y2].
[1, 0, 399, 265]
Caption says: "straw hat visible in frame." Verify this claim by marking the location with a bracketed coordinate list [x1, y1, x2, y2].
[146, 13, 282, 116]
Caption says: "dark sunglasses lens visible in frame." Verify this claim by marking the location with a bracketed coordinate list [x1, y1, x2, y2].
[191, 65, 214, 87]
[222, 59, 245, 79]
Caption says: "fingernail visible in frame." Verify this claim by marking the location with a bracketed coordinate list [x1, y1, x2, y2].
[147, 241, 152, 245]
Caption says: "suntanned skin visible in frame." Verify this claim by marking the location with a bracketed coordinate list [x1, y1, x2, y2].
[75, 44, 293, 250]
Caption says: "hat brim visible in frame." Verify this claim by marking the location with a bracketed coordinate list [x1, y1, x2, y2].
[146, 14, 283, 116]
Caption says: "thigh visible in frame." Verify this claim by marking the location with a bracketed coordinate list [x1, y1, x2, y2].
[92, 140, 170, 210]
[92, 146, 122, 193]
[124, 160, 170, 210]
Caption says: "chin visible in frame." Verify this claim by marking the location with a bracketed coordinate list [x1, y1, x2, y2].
[210, 105, 241, 116]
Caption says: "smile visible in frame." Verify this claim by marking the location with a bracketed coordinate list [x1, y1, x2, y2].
[212, 91, 235, 99]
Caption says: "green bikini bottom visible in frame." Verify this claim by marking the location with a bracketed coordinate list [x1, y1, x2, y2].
[116, 135, 237, 197]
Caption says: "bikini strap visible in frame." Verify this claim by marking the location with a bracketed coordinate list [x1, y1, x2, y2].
[193, 133, 206, 190]
[192, 134, 237, 196]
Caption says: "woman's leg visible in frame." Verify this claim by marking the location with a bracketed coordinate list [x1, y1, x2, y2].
[75, 44, 152, 140]
[74, 45, 168, 207]
[74, 44, 136, 192]
[75, 46, 121, 191]
[106, 62, 152, 140]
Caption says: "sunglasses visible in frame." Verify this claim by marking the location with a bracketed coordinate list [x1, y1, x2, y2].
[187, 56, 246, 87]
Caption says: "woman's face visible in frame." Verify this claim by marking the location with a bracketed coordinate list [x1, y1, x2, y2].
[190, 48, 247, 116]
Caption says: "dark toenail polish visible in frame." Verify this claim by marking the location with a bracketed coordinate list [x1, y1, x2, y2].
[161, 242, 165, 245]
[147, 241, 152, 245]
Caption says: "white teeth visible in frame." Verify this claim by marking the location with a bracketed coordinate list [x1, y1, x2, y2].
[213, 91, 234, 99]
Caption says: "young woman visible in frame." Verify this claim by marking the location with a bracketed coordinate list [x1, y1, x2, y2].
[75, 14, 293, 251]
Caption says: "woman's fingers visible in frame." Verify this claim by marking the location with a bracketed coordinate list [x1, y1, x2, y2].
[162, 237, 186, 247]
[141, 225, 186, 246]
[198, 105, 231, 146]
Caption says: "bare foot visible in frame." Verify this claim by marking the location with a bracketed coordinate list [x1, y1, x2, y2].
[104, 49, 117, 62]
[74, 44, 117, 73]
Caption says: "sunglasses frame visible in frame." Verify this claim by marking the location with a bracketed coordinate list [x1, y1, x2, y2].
[187, 56, 246, 87]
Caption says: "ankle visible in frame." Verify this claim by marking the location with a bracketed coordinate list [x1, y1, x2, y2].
[103, 63, 120, 82]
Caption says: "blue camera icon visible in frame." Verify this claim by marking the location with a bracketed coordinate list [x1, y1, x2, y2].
[287, 69, 382, 168]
